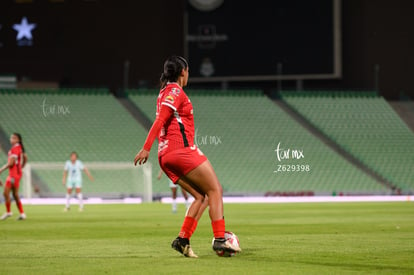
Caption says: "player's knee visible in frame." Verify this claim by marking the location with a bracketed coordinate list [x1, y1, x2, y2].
[12, 192, 19, 201]
[217, 183, 223, 196]
[194, 194, 204, 201]
[192, 192, 205, 202]
[210, 181, 223, 196]
[202, 195, 209, 205]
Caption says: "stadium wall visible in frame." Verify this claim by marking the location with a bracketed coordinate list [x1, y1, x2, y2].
[0, 1, 413, 97]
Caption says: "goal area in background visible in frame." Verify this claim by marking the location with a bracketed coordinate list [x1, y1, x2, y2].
[22, 162, 152, 202]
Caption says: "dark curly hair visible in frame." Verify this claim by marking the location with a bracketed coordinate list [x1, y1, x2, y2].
[160, 55, 188, 88]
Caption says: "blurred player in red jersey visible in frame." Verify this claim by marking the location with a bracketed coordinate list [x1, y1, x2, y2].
[0, 133, 28, 220]
[134, 56, 241, 257]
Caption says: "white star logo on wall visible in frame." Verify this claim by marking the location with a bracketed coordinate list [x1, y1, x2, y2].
[13, 17, 37, 41]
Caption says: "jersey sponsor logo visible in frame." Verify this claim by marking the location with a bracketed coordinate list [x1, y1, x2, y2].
[165, 95, 175, 104]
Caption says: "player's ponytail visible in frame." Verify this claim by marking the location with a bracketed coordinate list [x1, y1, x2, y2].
[159, 55, 188, 88]
[13, 132, 25, 153]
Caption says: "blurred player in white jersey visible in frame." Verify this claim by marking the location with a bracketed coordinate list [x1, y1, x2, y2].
[62, 152, 93, 212]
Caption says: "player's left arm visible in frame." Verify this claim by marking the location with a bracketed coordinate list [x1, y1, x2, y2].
[83, 167, 94, 181]
[0, 156, 15, 175]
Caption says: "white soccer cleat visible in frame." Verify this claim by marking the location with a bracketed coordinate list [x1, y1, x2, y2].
[183, 245, 198, 258]
[171, 237, 199, 258]
[63, 207, 70, 212]
[78, 208, 84, 212]
[17, 213, 26, 220]
[1, 212, 12, 220]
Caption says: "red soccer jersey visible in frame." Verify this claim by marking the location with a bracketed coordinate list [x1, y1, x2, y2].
[8, 143, 23, 178]
[156, 83, 195, 157]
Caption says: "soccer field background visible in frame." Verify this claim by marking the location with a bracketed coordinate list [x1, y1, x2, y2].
[0, 202, 413, 274]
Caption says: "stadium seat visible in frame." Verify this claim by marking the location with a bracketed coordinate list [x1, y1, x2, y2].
[281, 91, 414, 193]
[0, 89, 158, 198]
[129, 89, 389, 195]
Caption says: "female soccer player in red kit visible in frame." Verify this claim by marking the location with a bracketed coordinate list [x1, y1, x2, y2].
[134, 56, 241, 258]
[0, 133, 27, 220]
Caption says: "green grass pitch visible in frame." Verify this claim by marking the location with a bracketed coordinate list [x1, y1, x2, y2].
[0, 202, 413, 274]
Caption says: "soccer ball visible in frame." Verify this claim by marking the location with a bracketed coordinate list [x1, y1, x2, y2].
[212, 231, 240, 257]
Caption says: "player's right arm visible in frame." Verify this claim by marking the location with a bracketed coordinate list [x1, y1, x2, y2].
[134, 105, 174, 166]
[62, 161, 68, 185]
[0, 156, 15, 175]
[62, 170, 67, 186]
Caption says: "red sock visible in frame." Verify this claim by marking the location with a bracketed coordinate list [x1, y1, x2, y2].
[188, 219, 198, 239]
[212, 219, 225, 239]
[17, 201, 24, 214]
[6, 202, 11, 213]
[179, 216, 196, 239]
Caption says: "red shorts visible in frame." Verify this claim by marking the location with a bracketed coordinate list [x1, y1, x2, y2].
[5, 175, 21, 189]
[159, 146, 207, 184]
